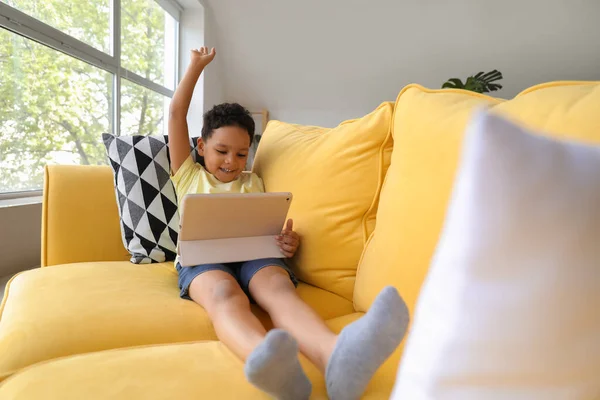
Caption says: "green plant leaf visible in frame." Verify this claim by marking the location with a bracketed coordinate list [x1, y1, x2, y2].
[480, 70, 503, 83]
[443, 70, 503, 93]
[442, 78, 465, 89]
[464, 77, 486, 93]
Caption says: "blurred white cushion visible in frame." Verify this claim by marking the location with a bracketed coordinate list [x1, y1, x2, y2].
[392, 110, 600, 400]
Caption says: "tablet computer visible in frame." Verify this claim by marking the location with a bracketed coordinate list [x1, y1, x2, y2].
[178, 192, 293, 267]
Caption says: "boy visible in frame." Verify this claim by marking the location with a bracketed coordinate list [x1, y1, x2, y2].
[168, 46, 409, 400]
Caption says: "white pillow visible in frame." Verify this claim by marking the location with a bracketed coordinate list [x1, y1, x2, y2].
[391, 110, 600, 400]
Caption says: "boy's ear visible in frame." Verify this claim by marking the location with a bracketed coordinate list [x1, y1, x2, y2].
[197, 137, 205, 156]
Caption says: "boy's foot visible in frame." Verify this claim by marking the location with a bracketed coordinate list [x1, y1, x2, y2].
[325, 286, 409, 400]
[245, 329, 312, 400]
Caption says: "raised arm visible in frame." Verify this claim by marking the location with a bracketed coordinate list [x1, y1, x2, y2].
[168, 46, 216, 174]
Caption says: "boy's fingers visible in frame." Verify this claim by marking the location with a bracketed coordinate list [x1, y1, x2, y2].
[286, 219, 293, 231]
[279, 231, 298, 242]
[278, 236, 299, 247]
[279, 224, 295, 235]
[278, 243, 295, 252]
[276, 234, 296, 244]
[279, 247, 294, 258]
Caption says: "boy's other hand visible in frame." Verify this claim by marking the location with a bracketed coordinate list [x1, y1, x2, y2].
[276, 219, 300, 258]
[191, 46, 216, 68]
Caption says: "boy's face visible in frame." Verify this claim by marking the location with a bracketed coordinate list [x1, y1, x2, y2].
[198, 126, 250, 183]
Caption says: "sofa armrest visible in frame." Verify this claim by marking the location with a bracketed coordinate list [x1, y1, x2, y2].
[41, 165, 129, 267]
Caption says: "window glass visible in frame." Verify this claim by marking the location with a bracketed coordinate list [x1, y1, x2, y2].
[2, 0, 112, 54]
[121, 78, 170, 137]
[121, 0, 177, 89]
[0, 29, 111, 193]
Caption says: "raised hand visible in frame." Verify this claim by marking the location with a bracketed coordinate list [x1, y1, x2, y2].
[169, 46, 216, 174]
[191, 46, 216, 68]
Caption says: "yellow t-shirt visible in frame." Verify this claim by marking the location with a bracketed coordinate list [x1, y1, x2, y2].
[170, 155, 265, 265]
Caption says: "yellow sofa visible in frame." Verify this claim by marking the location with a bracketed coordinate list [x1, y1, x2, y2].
[0, 81, 599, 399]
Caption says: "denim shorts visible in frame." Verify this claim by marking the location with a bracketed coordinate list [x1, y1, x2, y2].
[176, 258, 298, 301]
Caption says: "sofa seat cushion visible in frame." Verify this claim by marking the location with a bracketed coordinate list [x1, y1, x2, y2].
[0, 261, 354, 379]
[0, 314, 384, 400]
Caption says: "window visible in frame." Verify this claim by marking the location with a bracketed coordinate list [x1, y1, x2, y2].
[3, 0, 112, 53]
[0, 0, 180, 195]
[0, 30, 112, 191]
[121, 0, 176, 89]
[121, 78, 170, 137]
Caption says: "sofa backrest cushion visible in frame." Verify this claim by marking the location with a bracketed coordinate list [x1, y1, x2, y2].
[353, 85, 501, 312]
[354, 81, 600, 315]
[42, 165, 130, 267]
[253, 102, 394, 300]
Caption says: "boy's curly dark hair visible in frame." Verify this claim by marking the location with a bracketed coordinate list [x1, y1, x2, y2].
[201, 103, 255, 144]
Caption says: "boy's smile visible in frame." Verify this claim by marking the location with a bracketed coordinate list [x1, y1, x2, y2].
[198, 126, 250, 183]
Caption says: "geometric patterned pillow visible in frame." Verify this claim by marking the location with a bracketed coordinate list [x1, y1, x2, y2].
[102, 134, 179, 263]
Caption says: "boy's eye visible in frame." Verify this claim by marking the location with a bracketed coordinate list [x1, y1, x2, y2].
[238, 154, 248, 158]
[216, 150, 226, 155]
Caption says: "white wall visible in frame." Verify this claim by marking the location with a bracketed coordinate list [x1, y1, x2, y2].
[179, 0, 225, 134]
[202, 0, 600, 127]
[179, 6, 206, 137]
[201, 4, 225, 110]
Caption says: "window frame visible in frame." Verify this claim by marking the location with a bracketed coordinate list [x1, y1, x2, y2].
[0, 0, 182, 199]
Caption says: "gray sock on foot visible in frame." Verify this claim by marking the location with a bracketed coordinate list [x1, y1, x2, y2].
[245, 329, 312, 400]
[325, 286, 409, 400]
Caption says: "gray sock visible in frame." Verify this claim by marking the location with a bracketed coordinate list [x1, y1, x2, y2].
[245, 329, 312, 400]
[325, 286, 409, 400]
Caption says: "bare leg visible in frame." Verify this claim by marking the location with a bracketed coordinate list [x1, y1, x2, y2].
[188, 270, 265, 360]
[249, 266, 337, 373]
[250, 267, 409, 400]
[190, 270, 311, 399]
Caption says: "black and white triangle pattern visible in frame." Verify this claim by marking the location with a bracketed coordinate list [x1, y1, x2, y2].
[103, 134, 179, 263]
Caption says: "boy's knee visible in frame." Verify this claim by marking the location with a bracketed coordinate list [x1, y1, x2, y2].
[211, 279, 247, 305]
[265, 269, 295, 293]
[248, 266, 295, 307]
